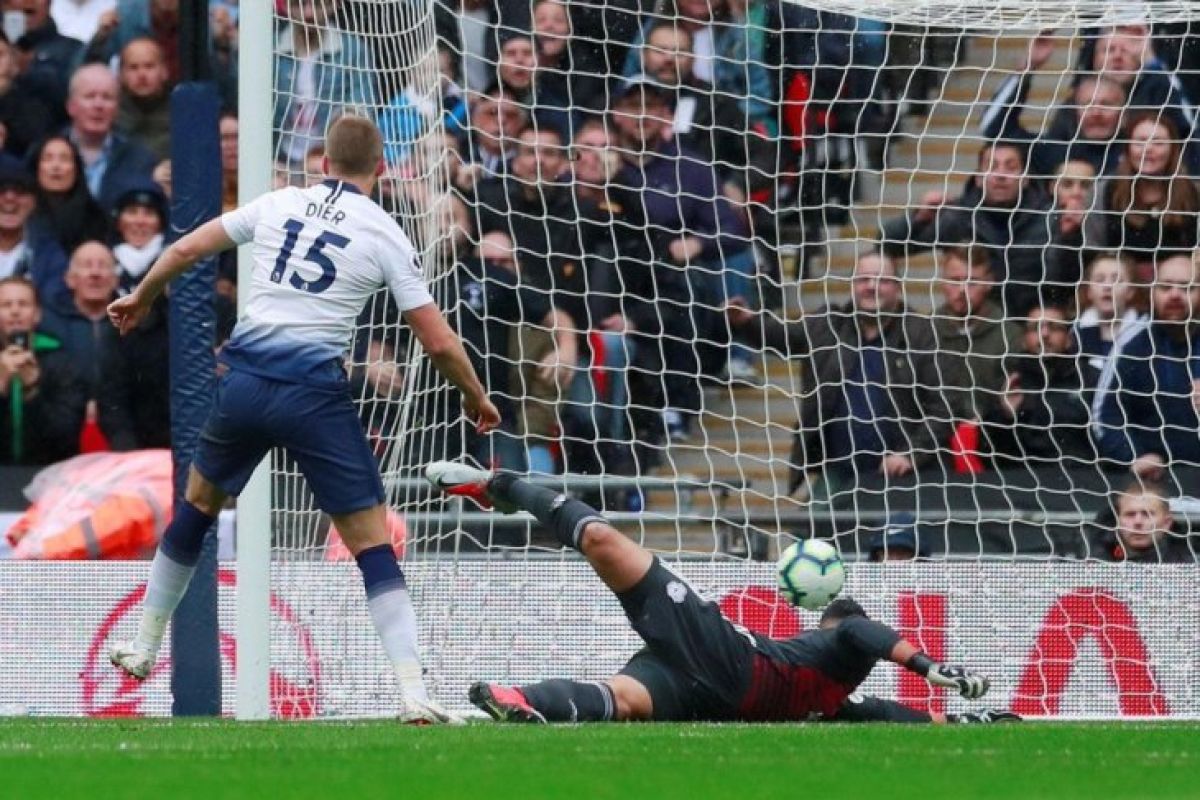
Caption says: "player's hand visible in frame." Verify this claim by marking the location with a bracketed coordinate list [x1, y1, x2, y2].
[107, 293, 151, 336]
[464, 394, 501, 434]
[927, 664, 990, 699]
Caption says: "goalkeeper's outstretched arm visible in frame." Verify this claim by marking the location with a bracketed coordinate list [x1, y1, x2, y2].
[836, 615, 992, 700]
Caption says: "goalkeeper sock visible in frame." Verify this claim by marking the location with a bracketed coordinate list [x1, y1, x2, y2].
[519, 679, 615, 722]
[356, 544, 429, 703]
[134, 502, 215, 655]
[488, 473, 606, 550]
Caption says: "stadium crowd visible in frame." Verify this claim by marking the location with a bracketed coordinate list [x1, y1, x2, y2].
[0, 0, 1197, 560]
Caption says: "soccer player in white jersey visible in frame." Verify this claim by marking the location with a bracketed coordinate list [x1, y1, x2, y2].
[106, 116, 500, 724]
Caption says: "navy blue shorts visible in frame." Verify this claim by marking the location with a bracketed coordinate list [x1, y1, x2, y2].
[193, 369, 385, 515]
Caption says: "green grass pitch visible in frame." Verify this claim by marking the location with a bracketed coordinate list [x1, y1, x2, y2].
[2, 719, 1197, 799]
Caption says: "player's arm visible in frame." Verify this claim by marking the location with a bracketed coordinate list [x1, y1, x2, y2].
[889, 638, 990, 700]
[108, 218, 236, 335]
[831, 694, 1020, 725]
[838, 616, 991, 700]
[831, 693, 937, 724]
[403, 302, 500, 433]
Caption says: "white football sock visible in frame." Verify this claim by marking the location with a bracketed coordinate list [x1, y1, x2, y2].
[134, 549, 197, 655]
[367, 587, 430, 702]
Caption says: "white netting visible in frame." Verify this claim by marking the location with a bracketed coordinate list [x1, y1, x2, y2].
[260, 0, 1200, 717]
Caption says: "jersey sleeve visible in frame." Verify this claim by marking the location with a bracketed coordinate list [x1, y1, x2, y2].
[220, 193, 271, 245]
[836, 616, 902, 660]
[380, 228, 435, 312]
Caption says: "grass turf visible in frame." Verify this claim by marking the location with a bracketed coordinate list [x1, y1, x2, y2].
[1, 719, 1196, 799]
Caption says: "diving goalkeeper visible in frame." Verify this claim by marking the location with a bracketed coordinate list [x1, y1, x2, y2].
[426, 462, 1018, 724]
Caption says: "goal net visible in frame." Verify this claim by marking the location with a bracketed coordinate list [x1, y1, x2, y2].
[254, 0, 1200, 719]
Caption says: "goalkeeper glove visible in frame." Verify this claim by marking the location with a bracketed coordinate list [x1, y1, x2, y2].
[946, 709, 1022, 724]
[926, 664, 990, 699]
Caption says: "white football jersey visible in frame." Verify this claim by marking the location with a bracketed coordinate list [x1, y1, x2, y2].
[219, 179, 433, 385]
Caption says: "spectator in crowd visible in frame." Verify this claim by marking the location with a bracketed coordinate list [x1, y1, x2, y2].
[97, 291, 166, 449]
[216, 110, 237, 297]
[109, 183, 165, 292]
[377, 44, 468, 167]
[0, 275, 85, 464]
[1092, 479, 1194, 563]
[350, 336, 407, 461]
[1094, 253, 1200, 478]
[711, 0, 777, 132]
[621, 0, 721, 85]
[1074, 252, 1144, 391]
[1079, 24, 1200, 172]
[272, 0, 375, 168]
[116, 36, 170, 161]
[928, 244, 1023, 427]
[87, 0, 238, 92]
[219, 109, 236, 211]
[610, 78, 749, 438]
[0, 31, 55, 157]
[49, 0, 114, 44]
[982, 303, 1093, 466]
[460, 86, 527, 180]
[447, 230, 577, 471]
[867, 512, 928, 561]
[562, 119, 647, 472]
[979, 32, 1128, 177]
[433, 0, 492, 95]
[637, 23, 751, 185]
[27, 134, 108, 254]
[531, 0, 606, 116]
[474, 126, 584, 298]
[728, 250, 953, 493]
[882, 139, 1056, 318]
[1044, 158, 1097, 294]
[494, 30, 574, 140]
[4, 0, 82, 113]
[1085, 113, 1200, 281]
[64, 63, 157, 210]
[40, 239, 118, 395]
[0, 157, 68, 303]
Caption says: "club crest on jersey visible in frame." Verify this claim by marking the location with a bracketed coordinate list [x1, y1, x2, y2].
[667, 580, 687, 604]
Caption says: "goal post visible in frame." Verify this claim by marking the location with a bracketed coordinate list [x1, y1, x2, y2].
[226, 0, 1200, 721]
[233, 0, 276, 722]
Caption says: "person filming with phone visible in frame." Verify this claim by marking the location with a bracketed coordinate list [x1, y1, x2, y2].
[0, 275, 86, 464]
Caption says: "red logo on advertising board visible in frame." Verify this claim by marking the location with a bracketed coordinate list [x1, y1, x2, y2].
[80, 569, 323, 718]
[1012, 588, 1168, 716]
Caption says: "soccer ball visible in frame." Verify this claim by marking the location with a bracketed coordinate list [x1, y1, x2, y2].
[777, 539, 845, 610]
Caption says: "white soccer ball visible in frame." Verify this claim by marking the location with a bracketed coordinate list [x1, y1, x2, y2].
[777, 539, 846, 610]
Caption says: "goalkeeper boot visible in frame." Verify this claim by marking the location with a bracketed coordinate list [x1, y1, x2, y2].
[948, 709, 1022, 724]
[109, 641, 156, 681]
[398, 695, 467, 726]
[424, 461, 516, 513]
[468, 681, 547, 724]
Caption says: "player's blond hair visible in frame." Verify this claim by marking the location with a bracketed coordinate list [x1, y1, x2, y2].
[325, 115, 383, 179]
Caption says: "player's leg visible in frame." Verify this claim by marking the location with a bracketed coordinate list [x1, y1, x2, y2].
[427, 462, 653, 592]
[283, 384, 452, 721]
[470, 674, 653, 723]
[328, 504, 432, 706]
[112, 371, 270, 679]
[111, 468, 229, 677]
